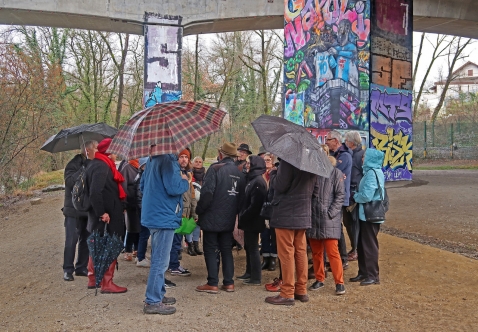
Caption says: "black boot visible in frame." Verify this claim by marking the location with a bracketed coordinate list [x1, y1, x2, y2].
[261, 256, 270, 270]
[268, 257, 277, 271]
[193, 241, 203, 255]
[187, 242, 197, 256]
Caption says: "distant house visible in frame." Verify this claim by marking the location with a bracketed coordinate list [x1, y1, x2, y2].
[422, 62, 478, 115]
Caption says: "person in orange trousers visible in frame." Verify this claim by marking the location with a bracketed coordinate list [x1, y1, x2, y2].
[307, 156, 346, 295]
[265, 160, 317, 306]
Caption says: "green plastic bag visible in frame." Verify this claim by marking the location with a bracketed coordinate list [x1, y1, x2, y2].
[175, 217, 196, 235]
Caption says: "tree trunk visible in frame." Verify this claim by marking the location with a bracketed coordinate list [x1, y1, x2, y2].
[115, 34, 130, 128]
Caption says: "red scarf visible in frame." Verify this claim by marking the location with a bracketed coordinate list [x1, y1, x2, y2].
[95, 152, 127, 200]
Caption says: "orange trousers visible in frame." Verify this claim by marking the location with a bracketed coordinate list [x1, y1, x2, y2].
[275, 228, 308, 299]
[309, 238, 344, 285]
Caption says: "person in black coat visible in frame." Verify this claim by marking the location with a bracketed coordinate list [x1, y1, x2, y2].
[237, 156, 267, 285]
[85, 138, 127, 294]
[61, 140, 97, 282]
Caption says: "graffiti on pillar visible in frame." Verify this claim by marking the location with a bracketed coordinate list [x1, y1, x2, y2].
[283, 0, 371, 131]
[370, 0, 413, 181]
[144, 13, 182, 107]
[370, 84, 412, 181]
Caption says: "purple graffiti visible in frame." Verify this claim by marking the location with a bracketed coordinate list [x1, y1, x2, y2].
[370, 88, 412, 123]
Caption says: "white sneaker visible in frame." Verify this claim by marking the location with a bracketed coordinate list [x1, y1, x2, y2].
[136, 258, 151, 267]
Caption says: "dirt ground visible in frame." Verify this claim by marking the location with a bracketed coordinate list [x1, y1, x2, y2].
[0, 171, 478, 331]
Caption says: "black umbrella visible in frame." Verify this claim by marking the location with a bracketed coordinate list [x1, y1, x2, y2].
[40, 123, 117, 154]
[251, 115, 333, 177]
[87, 224, 124, 295]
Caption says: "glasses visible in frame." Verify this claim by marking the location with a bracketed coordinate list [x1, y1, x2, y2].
[264, 159, 272, 162]
[326, 138, 336, 141]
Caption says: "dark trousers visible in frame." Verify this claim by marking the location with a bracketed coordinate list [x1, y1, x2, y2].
[63, 216, 90, 273]
[338, 228, 348, 263]
[203, 231, 234, 287]
[260, 228, 277, 256]
[168, 233, 182, 270]
[125, 232, 139, 252]
[137, 225, 150, 261]
[343, 206, 357, 251]
[244, 231, 262, 282]
[357, 221, 381, 280]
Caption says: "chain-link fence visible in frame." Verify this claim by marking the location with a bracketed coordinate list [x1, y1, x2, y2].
[414, 121, 478, 159]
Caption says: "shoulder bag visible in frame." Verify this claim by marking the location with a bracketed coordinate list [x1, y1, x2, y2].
[363, 170, 389, 222]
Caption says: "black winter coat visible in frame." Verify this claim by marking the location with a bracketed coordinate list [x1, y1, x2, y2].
[270, 160, 317, 230]
[63, 154, 88, 218]
[350, 146, 365, 203]
[192, 167, 206, 186]
[119, 161, 141, 233]
[196, 157, 244, 232]
[86, 159, 124, 237]
[239, 156, 267, 233]
[307, 168, 345, 240]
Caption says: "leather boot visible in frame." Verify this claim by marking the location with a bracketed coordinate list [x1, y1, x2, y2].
[187, 242, 197, 256]
[261, 256, 270, 270]
[268, 257, 277, 271]
[100, 260, 127, 294]
[87, 256, 96, 289]
[193, 241, 203, 255]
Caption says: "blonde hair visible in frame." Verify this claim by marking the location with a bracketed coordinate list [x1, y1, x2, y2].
[328, 156, 337, 167]
[321, 144, 330, 156]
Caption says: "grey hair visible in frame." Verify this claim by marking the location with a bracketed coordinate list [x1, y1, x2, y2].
[327, 130, 342, 142]
[192, 156, 203, 163]
[81, 140, 98, 155]
[344, 131, 362, 146]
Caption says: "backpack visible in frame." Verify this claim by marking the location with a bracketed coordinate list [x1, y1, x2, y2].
[71, 166, 91, 212]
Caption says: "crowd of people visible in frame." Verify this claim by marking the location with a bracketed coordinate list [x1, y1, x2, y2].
[61, 130, 386, 314]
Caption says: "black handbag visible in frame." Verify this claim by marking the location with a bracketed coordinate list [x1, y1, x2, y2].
[260, 201, 273, 220]
[363, 170, 389, 222]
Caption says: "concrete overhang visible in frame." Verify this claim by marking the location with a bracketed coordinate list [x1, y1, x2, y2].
[1, 0, 478, 38]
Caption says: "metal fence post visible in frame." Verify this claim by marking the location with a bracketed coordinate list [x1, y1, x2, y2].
[450, 123, 454, 159]
[424, 121, 427, 158]
[432, 121, 435, 147]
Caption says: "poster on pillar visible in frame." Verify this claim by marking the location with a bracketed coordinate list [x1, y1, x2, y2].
[283, 0, 371, 134]
[370, 0, 413, 181]
[144, 14, 182, 108]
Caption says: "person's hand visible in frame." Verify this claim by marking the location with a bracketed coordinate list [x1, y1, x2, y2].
[343, 174, 347, 180]
[100, 213, 110, 223]
[328, 47, 337, 55]
[180, 172, 188, 181]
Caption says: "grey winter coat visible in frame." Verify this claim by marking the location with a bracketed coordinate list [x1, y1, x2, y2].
[307, 168, 345, 240]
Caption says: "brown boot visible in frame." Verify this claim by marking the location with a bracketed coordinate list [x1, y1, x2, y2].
[87, 257, 96, 289]
[100, 260, 127, 294]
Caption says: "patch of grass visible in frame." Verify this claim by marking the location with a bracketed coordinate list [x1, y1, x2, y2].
[414, 165, 478, 170]
[26, 169, 65, 191]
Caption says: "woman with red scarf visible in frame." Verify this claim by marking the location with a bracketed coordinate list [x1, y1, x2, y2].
[86, 138, 128, 294]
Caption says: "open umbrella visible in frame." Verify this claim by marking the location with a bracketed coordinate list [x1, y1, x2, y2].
[87, 224, 124, 295]
[40, 123, 117, 154]
[251, 115, 333, 177]
[107, 101, 227, 159]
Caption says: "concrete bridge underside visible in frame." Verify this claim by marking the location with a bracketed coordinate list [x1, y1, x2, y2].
[1, 0, 478, 38]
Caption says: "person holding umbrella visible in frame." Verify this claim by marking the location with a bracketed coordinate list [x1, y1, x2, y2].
[85, 138, 128, 294]
[62, 140, 97, 281]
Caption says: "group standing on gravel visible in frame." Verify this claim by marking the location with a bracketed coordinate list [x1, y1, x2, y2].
[61, 130, 386, 314]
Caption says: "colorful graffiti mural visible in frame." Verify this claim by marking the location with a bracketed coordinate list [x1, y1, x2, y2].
[144, 14, 182, 107]
[369, 0, 413, 181]
[283, 0, 371, 132]
[370, 84, 412, 180]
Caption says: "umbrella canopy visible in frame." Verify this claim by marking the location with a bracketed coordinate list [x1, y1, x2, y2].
[107, 101, 227, 159]
[40, 123, 118, 153]
[87, 225, 124, 294]
[251, 115, 333, 177]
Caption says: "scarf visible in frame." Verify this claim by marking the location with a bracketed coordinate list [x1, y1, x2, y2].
[129, 159, 139, 169]
[95, 152, 127, 200]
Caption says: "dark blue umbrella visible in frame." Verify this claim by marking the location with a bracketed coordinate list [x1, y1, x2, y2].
[87, 224, 124, 294]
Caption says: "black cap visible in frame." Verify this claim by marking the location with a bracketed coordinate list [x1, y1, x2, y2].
[237, 143, 252, 155]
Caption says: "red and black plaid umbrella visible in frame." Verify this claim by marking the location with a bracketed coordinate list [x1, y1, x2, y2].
[107, 101, 226, 159]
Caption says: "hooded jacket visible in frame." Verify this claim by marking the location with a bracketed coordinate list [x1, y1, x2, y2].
[238, 156, 267, 233]
[307, 167, 345, 240]
[119, 161, 141, 233]
[332, 143, 353, 206]
[269, 160, 317, 230]
[140, 154, 189, 229]
[350, 145, 365, 203]
[63, 154, 88, 218]
[196, 157, 244, 232]
[353, 149, 385, 223]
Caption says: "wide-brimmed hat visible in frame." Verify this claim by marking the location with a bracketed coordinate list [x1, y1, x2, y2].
[218, 142, 239, 157]
[237, 143, 252, 155]
[257, 146, 267, 156]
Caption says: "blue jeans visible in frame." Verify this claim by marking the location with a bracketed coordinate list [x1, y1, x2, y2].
[168, 233, 182, 270]
[185, 225, 201, 242]
[144, 228, 175, 305]
[137, 225, 150, 262]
